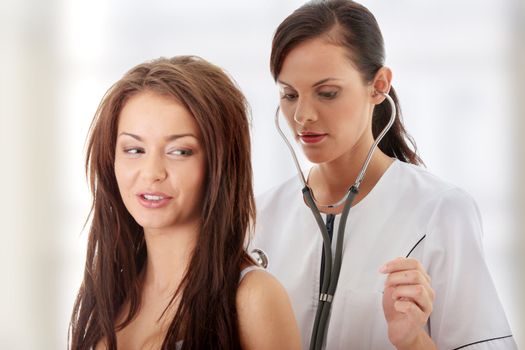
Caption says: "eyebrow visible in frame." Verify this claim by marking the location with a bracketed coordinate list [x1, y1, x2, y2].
[277, 77, 341, 88]
[118, 132, 198, 141]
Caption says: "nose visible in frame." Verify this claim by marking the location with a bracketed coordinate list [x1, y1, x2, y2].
[142, 154, 167, 183]
[293, 97, 317, 125]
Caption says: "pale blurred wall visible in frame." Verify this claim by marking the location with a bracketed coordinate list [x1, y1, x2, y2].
[516, 0, 525, 348]
[0, 1, 522, 348]
[0, 0, 63, 348]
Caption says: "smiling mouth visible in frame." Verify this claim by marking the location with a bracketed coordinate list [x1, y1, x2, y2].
[137, 193, 173, 209]
[142, 194, 166, 201]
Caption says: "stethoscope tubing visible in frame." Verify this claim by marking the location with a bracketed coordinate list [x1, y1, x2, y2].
[307, 185, 358, 350]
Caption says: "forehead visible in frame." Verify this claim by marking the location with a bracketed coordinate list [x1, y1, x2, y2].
[117, 91, 200, 137]
[278, 37, 362, 86]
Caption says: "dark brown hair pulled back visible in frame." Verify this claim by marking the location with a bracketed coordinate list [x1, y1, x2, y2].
[271, 0, 422, 164]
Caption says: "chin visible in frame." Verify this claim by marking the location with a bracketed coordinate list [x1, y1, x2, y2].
[131, 214, 172, 231]
[302, 149, 332, 165]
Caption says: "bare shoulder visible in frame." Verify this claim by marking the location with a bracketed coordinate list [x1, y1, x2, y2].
[236, 269, 301, 350]
[237, 268, 285, 302]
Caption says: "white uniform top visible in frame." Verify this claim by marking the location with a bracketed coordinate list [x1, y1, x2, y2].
[252, 160, 516, 349]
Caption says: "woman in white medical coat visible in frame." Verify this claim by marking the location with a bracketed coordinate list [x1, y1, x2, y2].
[251, 0, 517, 349]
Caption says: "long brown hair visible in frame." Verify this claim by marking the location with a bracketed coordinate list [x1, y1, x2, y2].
[270, 0, 422, 165]
[69, 56, 255, 349]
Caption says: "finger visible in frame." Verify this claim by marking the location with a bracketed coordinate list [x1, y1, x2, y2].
[384, 269, 431, 288]
[393, 299, 428, 325]
[385, 271, 435, 305]
[390, 284, 434, 314]
[379, 258, 431, 282]
[380, 257, 421, 273]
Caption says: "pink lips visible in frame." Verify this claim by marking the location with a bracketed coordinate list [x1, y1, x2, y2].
[137, 192, 173, 209]
[298, 132, 327, 144]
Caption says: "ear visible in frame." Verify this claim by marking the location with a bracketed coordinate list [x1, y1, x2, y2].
[369, 67, 392, 104]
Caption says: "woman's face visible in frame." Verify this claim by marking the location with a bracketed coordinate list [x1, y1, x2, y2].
[277, 37, 376, 165]
[114, 91, 206, 233]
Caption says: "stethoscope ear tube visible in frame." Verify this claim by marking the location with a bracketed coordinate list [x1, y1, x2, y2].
[275, 91, 397, 350]
[274, 106, 307, 188]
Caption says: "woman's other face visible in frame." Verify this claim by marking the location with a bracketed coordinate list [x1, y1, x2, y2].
[114, 91, 206, 234]
[277, 37, 376, 165]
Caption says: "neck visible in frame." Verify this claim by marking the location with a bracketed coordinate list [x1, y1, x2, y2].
[142, 222, 199, 296]
[308, 142, 393, 213]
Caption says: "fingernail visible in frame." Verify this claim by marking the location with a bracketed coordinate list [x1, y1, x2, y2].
[378, 264, 388, 273]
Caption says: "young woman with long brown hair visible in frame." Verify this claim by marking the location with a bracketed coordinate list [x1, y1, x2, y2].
[251, 0, 516, 349]
[69, 56, 300, 350]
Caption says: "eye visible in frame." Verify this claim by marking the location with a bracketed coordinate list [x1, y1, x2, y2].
[280, 91, 298, 102]
[123, 147, 144, 155]
[168, 149, 194, 157]
[318, 90, 338, 99]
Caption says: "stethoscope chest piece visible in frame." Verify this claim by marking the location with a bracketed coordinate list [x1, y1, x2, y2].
[251, 248, 269, 268]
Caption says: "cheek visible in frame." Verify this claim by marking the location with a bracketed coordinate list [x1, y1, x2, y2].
[169, 160, 206, 198]
[114, 159, 135, 196]
[331, 101, 367, 129]
[188, 163, 206, 195]
[279, 100, 295, 116]
[187, 177, 206, 204]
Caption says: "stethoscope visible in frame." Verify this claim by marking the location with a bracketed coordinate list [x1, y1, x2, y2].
[272, 91, 396, 350]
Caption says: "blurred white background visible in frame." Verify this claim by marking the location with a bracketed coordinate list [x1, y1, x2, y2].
[0, 0, 523, 348]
